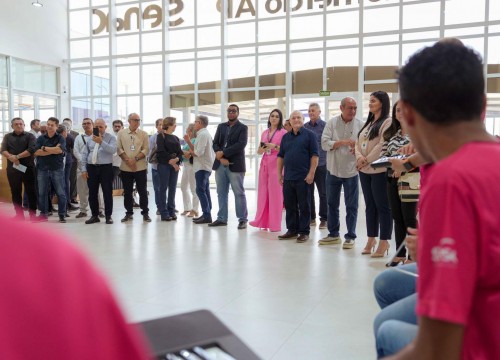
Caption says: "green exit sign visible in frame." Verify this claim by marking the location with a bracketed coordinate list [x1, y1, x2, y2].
[319, 90, 331, 96]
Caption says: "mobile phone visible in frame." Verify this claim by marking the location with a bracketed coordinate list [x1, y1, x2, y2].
[371, 155, 406, 169]
[93, 127, 100, 136]
[260, 142, 267, 148]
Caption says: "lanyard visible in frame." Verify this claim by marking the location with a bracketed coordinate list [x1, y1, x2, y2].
[267, 129, 278, 144]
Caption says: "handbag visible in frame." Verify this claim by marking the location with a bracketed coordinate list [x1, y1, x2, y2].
[148, 143, 158, 164]
[397, 172, 420, 202]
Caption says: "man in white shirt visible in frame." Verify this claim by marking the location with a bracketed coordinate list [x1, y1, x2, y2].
[184, 115, 215, 224]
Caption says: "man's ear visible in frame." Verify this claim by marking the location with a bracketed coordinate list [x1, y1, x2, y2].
[400, 100, 416, 128]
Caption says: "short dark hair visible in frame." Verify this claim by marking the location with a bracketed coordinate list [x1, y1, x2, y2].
[11, 117, 24, 126]
[63, 118, 72, 123]
[398, 41, 484, 125]
[47, 117, 59, 125]
[56, 124, 67, 134]
[267, 109, 284, 130]
[30, 119, 40, 128]
[112, 119, 123, 127]
[228, 104, 239, 113]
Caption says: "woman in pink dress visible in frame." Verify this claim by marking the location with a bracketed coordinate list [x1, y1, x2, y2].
[250, 109, 287, 232]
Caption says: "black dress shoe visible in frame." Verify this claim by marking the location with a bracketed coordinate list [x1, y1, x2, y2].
[238, 221, 247, 229]
[143, 214, 152, 222]
[278, 231, 298, 240]
[193, 217, 212, 224]
[121, 214, 133, 222]
[193, 215, 204, 221]
[58, 216, 67, 223]
[161, 216, 172, 221]
[208, 220, 227, 227]
[171, 215, 177, 221]
[296, 234, 309, 243]
[85, 216, 101, 224]
[106, 217, 113, 224]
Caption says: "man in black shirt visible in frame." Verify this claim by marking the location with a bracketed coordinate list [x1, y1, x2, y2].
[1, 117, 37, 219]
[33, 117, 68, 223]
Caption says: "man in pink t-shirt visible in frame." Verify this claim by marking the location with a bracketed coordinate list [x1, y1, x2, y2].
[0, 212, 151, 359]
[386, 41, 500, 359]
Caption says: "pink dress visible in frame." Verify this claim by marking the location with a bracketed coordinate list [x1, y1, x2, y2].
[250, 128, 287, 232]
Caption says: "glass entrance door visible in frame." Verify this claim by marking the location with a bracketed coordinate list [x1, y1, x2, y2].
[13, 92, 58, 121]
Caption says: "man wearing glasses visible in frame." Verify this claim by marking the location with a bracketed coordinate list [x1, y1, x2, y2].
[210, 104, 248, 229]
[116, 113, 151, 223]
[1, 117, 37, 220]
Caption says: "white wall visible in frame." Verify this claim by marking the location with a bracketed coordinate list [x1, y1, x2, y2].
[0, 0, 69, 116]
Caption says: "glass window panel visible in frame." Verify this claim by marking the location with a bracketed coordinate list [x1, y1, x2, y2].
[445, 27, 485, 37]
[116, 4, 140, 34]
[92, 60, 109, 67]
[488, 36, 500, 66]
[402, 41, 435, 64]
[0, 57, 7, 87]
[258, 19, 285, 43]
[174, 0, 194, 28]
[197, 25, 221, 48]
[116, 57, 139, 65]
[490, 25, 500, 34]
[326, 47, 359, 66]
[92, 0, 107, 6]
[71, 98, 92, 122]
[143, 55, 163, 63]
[228, 55, 256, 82]
[117, 65, 140, 94]
[93, 97, 110, 121]
[13, 93, 35, 120]
[71, 70, 91, 97]
[93, 68, 110, 96]
[171, 93, 195, 110]
[227, 47, 255, 56]
[142, 95, 163, 125]
[170, 61, 194, 88]
[491, 0, 500, 21]
[71, 39, 91, 59]
[92, 7, 109, 36]
[197, 59, 221, 88]
[38, 97, 57, 122]
[198, 50, 219, 59]
[169, 109, 185, 138]
[291, 50, 322, 72]
[142, 31, 162, 53]
[403, 2, 440, 29]
[290, 14, 323, 40]
[445, 0, 485, 25]
[142, 1, 163, 32]
[326, 10, 358, 36]
[256, 0, 286, 20]
[70, 61, 91, 69]
[168, 28, 195, 51]
[402, 30, 439, 41]
[169, 52, 195, 61]
[258, 44, 286, 53]
[227, 22, 255, 46]
[117, 96, 140, 120]
[365, 0, 399, 6]
[364, 44, 398, 66]
[258, 53, 286, 78]
[42, 65, 57, 94]
[117, 34, 140, 55]
[456, 37, 484, 59]
[364, 6, 399, 33]
[142, 63, 163, 93]
[92, 37, 109, 57]
[365, 34, 398, 45]
[69, 0, 89, 9]
[326, 38, 359, 48]
[197, 0, 221, 26]
[70, 10, 90, 38]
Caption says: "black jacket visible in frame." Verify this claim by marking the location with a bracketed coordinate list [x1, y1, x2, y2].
[212, 120, 248, 172]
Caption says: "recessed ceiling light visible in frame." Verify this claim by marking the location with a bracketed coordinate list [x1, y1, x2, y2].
[32, 0, 43, 7]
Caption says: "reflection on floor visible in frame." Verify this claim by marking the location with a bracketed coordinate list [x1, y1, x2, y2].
[1, 187, 393, 360]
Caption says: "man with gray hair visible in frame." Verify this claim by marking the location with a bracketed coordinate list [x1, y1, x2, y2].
[304, 102, 328, 229]
[320, 97, 363, 249]
[184, 115, 215, 224]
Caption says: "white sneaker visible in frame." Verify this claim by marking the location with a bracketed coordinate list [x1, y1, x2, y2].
[318, 236, 341, 245]
[342, 239, 355, 249]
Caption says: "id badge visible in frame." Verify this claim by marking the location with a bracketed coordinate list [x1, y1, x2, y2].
[130, 144, 136, 151]
[266, 149, 271, 155]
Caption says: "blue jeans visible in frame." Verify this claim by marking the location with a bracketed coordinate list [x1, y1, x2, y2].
[326, 172, 359, 239]
[283, 179, 311, 235]
[195, 170, 212, 219]
[158, 163, 179, 218]
[215, 166, 247, 222]
[152, 167, 160, 211]
[37, 168, 67, 216]
[373, 263, 418, 358]
[359, 172, 392, 240]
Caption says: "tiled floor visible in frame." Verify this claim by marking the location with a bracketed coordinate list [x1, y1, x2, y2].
[1, 186, 392, 359]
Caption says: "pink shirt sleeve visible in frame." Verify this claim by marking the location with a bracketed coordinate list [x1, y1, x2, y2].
[417, 179, 477, 325]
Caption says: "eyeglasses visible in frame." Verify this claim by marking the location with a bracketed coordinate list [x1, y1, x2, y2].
[82, 122, 92, 125]
[227, 109, 238, 114]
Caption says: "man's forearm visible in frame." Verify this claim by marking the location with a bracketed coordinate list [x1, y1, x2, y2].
[308, 156, 319, 175]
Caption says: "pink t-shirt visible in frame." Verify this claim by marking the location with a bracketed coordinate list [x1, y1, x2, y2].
[0, 213, 151, 360]
[417, 142, 500, 360]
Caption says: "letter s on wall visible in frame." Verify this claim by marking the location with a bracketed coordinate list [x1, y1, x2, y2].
[92, 9, 108, 35]
[169, 0, 185, 27]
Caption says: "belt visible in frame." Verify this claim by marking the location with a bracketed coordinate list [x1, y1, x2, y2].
[88, 163, 112, 167]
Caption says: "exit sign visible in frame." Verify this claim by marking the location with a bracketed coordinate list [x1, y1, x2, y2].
[319, 90, 331, 96]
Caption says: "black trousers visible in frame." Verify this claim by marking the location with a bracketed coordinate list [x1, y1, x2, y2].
[70, 159, 78, 200]
[309, 165, 327, 222]
[7, 165, 37, 214]
[120, 169, 149, 215]
[284, 179, 311, 235]
[87, 164, 114, 218]
[387, 177, 418, 258]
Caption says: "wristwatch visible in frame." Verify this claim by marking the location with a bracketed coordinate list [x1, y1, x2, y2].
[403, 158, 415, 171]
[134, 156, 140, 161]
[42, 146, 46, 152]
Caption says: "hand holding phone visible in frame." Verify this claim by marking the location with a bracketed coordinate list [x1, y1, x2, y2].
[260, 142, 267, 148]
[93, 127, 100, 137]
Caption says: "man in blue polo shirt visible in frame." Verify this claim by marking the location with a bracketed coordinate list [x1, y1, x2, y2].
[33, 117, 68, 223]
[277, 110, 319, 243]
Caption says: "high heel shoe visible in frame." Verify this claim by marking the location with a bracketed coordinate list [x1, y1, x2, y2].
[361, 239, 376, 255]
[385, 256, 406, 267]
[371, 241, 390, 258]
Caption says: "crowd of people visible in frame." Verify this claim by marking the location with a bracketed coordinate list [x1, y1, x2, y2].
[1, 39, 499, 359]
